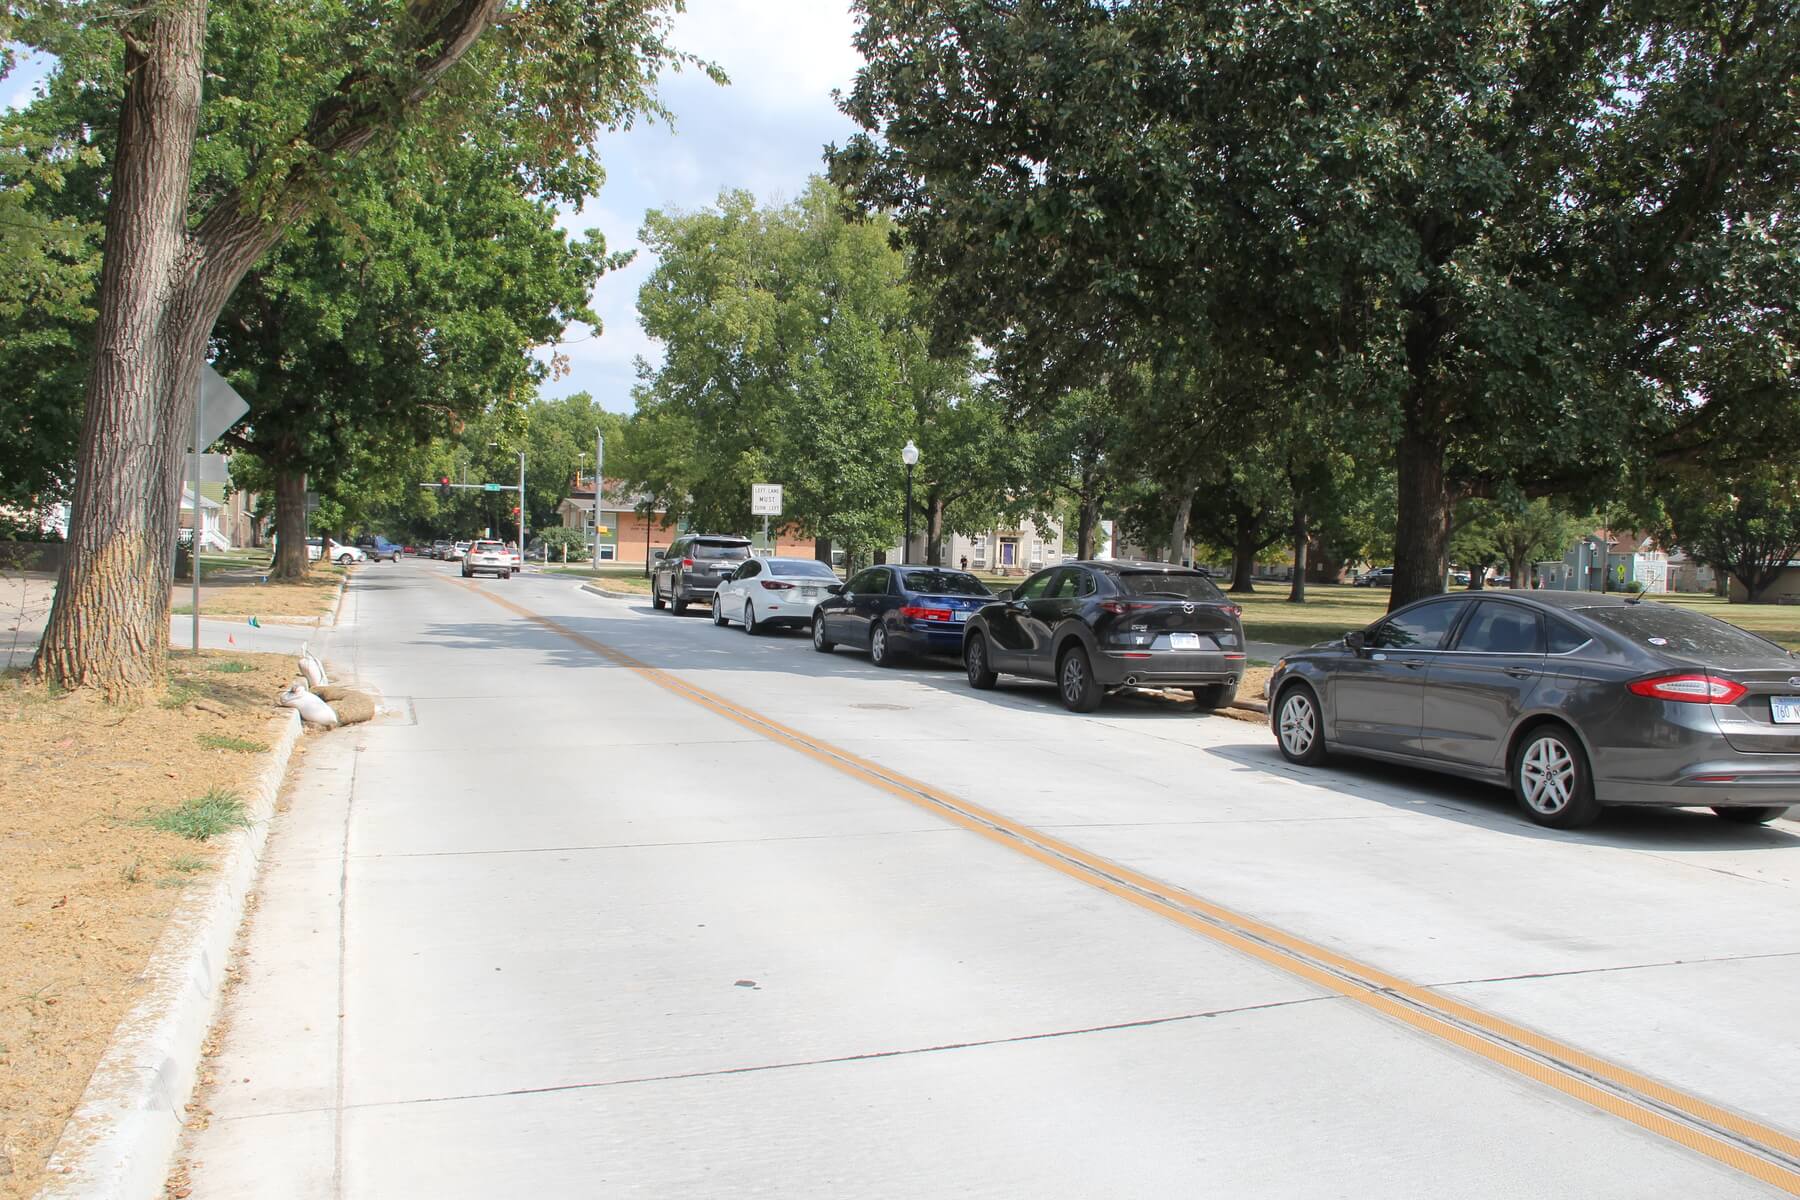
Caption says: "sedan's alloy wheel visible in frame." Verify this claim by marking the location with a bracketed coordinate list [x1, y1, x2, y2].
[712, 595, 728, 626]
[1279, 692, 1316, 758]
[871, 625, 890, 666]
[1519, 735, 1577, 815]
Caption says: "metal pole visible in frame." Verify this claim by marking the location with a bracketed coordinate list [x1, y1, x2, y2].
[594, 432, 604, 569]
[903, 463, 913, 565]
[518, 450, 526, 564]
[191, 374, 202, 655]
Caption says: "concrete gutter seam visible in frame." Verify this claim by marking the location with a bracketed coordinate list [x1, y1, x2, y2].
[580, 582, 645, 601]
[38, 709, 305, 1200]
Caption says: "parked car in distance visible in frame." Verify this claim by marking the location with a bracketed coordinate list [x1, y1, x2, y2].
[961, 561, 1246, 713]
[359, 536, 402, 562]
[1450, 570, 1472, 587]
[712, 557, 842, 633]
[1355, 567, 1395, 588]
[306, 537, 365, 565]
[447, 541, 469, 562]
[1267, 590, 1800, 829]
[651, 534, 753, 613]
[461, 540, 512, 579]
[813, 565, 993, 664]
[429, 540, 451, 560]
[505, 542, 524, 573]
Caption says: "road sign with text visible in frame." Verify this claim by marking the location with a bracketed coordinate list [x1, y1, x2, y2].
[751, 484, 783, 516]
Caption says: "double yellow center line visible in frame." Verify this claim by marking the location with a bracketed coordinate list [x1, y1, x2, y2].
[452, 577, 1800, 1192]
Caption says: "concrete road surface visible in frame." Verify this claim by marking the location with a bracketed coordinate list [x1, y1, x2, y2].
[182, 559, 1800, 1198]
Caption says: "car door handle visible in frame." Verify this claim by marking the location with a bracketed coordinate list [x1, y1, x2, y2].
[1403, 660, 1425, 670]
[1504, 667, 1537, 679]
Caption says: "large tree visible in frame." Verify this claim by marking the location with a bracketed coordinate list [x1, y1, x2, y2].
[832, 0, 1800, 612]
[1660, 471, 1800, 604]
[17, 0, 696, 696]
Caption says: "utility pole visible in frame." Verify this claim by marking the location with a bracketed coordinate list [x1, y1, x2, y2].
[594, 430, 604, 568]
[518, 450, 526, 560]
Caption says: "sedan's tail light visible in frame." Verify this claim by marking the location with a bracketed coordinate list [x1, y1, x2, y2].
[1219, 603, 1243, 618]
[1627, 673, 1747, 704]
[900, 605, 952, 621]
[759, 580, 794, 591]
[1099, 600, 1153, 615]
[681, 558, 694, 568]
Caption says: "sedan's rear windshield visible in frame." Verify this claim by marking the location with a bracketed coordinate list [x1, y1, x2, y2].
[768, 559, 838, 579]
[900, 570, 990, 596]
[472, 542, 504, 553]
[1116, 572, 1226, 601]
[692, 541, 751, 560]
[1579, 604, 1784, 658]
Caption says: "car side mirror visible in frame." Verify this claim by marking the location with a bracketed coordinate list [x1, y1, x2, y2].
[997, 589, 1014, 601]
[827, 584, 844, 595]
[1345, 630, 1368, 653]
[652, 550, 664, 560]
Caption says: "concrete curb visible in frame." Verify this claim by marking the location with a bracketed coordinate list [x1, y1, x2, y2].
[38, 709, 305, 1200]
[325, 573, 349, 627]
[579, 581, 648, 602]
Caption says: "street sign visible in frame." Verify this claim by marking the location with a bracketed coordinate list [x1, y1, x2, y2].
[196, 364, 250, 449]
[596, 526, 611, 536]
[751, 483, 783, 516]
[184, 452, 229, 484]
[483, 482, 501, 492]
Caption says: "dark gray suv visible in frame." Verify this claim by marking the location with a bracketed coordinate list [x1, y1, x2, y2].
[1267, 591, 1800, 829]
[651, 534, 752, 613]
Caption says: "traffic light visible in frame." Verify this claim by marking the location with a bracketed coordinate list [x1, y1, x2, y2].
[437, 475, 452, 500]
[510, 506, 520, 517]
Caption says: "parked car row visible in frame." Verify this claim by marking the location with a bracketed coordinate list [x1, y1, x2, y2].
[656, 533, 1249, 717]
[640, 534, 1798, 833]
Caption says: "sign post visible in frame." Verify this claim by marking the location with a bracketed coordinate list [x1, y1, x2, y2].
[593, 431, 604, 568]
[751, 484, 783, 553]
[188, 365, 251, 655]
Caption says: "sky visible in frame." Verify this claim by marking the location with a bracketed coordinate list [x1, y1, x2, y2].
[550, 0, 867, 412]
[3, 1, 868, 415]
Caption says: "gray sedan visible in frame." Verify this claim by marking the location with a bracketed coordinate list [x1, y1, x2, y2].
[1266, 591, 1800, 829]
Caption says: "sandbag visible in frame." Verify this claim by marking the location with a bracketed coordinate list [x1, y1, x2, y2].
[278, 681, 339, 727]
[298, 642, 329, 688]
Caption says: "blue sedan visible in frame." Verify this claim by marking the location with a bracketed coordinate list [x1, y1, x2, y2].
[811, 565, 994, 666]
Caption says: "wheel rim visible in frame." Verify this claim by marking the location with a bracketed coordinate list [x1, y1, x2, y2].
[1061, 654, 1084, 703]
[967, 639, 985, 680]
[813, 620, 825, 647]
[712, 596, 722, 622]
[873, 628, 886, 660]
[1279, 693, 1316, 757]
[744, 603, 754, 630]
[1520, 736, 1576, 814]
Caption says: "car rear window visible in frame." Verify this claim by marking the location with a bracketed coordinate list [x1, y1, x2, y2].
[769, 559, 839, 579]
[1579, 604, 1784, 658]
[692, 540, 751, 560]
[900, 570, 990, 596]
[1115, 571, 1225, 601]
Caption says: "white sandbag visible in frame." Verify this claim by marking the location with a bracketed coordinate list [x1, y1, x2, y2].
[299, 641, 330, 688]
[278, 680, 340, 727]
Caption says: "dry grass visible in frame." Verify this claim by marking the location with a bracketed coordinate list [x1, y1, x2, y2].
[0, 651, 296, 1196]
[168, 561, 346, 620]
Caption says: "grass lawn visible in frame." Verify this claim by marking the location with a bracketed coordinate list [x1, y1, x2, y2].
[170, 561, 346, 619]
[543, 564, 654, 593]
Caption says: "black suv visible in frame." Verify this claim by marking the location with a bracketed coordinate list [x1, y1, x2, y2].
[651, 534, 753, 612]
[961, 560, 1247, 713]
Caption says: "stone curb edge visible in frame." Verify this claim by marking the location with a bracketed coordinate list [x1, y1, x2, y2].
[38, 708, 305, 1200]
[579, 581, 645, 601]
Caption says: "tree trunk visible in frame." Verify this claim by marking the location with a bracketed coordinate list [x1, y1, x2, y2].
[270, 469, 310, 580]
[814, 536, 832, 566]
[1509, 554, 1529, 590]
[1230, 528, 1258, 593]
[925, 494, 944, 566]
[1076, 496, 1100, 561]
[1390, 424, 1451, 611]
[1169, 484, 1194, 567]
[32, 3, 210, 700]
[1287, 514, 1308, 603]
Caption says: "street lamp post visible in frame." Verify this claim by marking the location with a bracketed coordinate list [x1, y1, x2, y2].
[901, 440, 919, 565]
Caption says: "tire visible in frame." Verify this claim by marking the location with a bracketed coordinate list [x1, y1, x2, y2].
[461, 567, 470, 578]
[652, 578, 666, 610]
[337, 553, 353, 565]
[964, 632, 998, 690]
[1511, 724, 1601, 829]
[670, 583, 687, 614]
[1191, 681, 1238, 712]
[1273, 683, 1327, 765]
[812, 615, 835, 653]
[712, 595, 729, 627]
[1057, 644, 1102, 713]
[1712, 806, 1790, 825]
[503, 570, 512, 580]
[869, 623, 899, 667]
[743, 601, 761, 635]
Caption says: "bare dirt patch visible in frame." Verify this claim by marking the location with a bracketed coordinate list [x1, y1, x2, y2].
[0, 651, 296, 1197]
[169, 561, 346, 621]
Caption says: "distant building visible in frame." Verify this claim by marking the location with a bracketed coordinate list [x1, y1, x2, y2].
[557, 478, 814, 565]
[895, 515, 1067, 574]
[1536, 532, 1669, 593]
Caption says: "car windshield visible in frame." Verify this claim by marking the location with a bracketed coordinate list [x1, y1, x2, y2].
[768, 559, 838, 579]
[472, 542, 503, 553]
[900, 570, 990, 596]
[692, 541, 751, 560]
[1116, 571, 1226, 601]
[1579, 604, 1786, 659]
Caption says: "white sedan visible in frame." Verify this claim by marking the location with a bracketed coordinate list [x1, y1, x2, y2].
[305, 537, 365, 565]
[711, 556, 842, 634]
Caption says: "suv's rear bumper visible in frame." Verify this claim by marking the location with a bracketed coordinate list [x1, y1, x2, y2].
[1097, 648, 1245, 688]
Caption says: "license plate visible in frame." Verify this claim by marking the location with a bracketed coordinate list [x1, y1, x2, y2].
[801, 588, 817, 598]
[1169, 632, 1203, 651]
[1772, 697, 1800, 724]
[950, 610, 966, 621]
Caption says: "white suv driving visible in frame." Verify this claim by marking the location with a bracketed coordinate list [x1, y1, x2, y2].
[462, 540, 513, 580]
